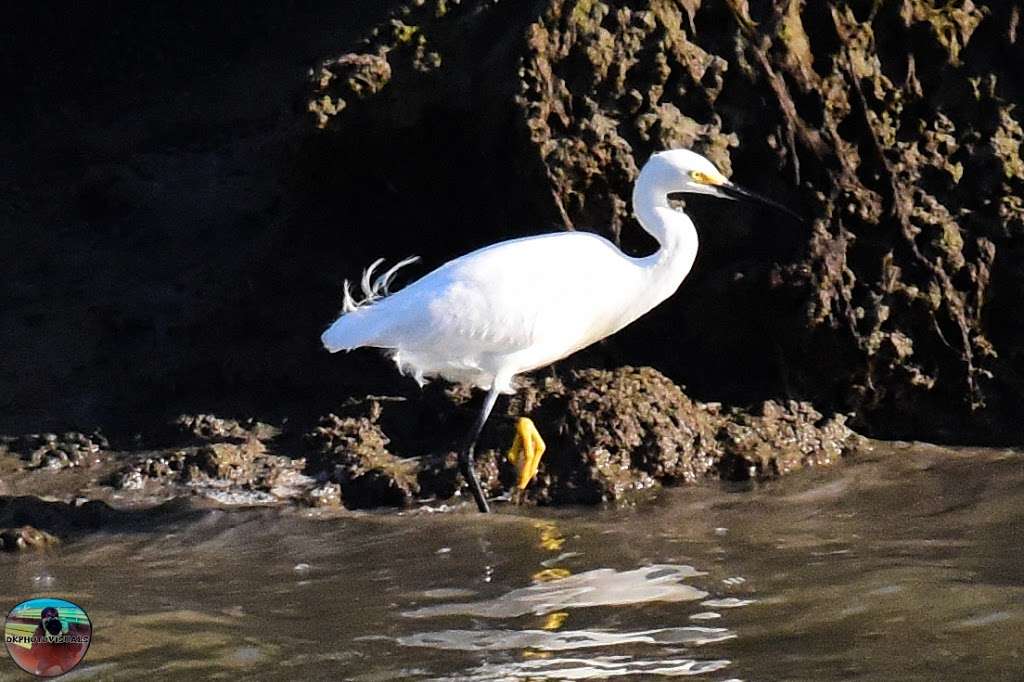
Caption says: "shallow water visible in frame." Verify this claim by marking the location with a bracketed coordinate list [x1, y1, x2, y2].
[1, 442, 1022, 680]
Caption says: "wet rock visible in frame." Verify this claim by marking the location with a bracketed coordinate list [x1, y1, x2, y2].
[0, 495, 207, 542]
[512, 368, 720, 505]
[415, 450, 464, 502]
[8, 432, 108, 470]
[0, 525, 59, 552]
[305, 404, 420, 509]
[0, 496, 114, 537]
[111, 438, 310, 505]
[343, 367, 857, 508]
[303, 482, 343, 508]
[175, 414, 280, 444]
[185, 442, 307, 499]
[716, 400, 856, 482]
[10, 369, 857, 511]
[488, 367, 858, 505]
[111, 451, 188, 490]
[184, 439, 266, 483]
[112, 468, 147, 491]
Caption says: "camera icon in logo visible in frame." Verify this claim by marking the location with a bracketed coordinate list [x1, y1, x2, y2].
[4, 598, 92, 677]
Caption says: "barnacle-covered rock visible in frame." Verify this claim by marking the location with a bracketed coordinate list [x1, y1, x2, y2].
[304, 403, 421, 509]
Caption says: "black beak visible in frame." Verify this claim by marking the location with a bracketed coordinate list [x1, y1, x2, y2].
[719, 182, 804, 223]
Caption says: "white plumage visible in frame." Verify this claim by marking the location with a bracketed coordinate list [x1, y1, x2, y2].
[320, 148, 793, 512]
[320, 149, 728, 388]
[323, 231, 682, 391]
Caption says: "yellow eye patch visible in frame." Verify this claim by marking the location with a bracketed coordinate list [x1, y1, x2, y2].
[690, 170, 723, 186]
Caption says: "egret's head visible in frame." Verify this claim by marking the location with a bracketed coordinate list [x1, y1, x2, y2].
[650, 149, 730, 198]
[645, 148, 802, 221]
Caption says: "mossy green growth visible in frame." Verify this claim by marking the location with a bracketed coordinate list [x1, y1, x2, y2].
[392, 20, 420, 44]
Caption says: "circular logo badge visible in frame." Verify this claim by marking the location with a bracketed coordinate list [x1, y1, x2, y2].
[4, 598, 91, 677]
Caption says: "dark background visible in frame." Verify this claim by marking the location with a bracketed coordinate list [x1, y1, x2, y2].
[2, 3, 408, 434]
[3, 1, 1022, 446]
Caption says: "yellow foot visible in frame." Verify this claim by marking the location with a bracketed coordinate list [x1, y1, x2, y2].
[506, 417, 546, 491]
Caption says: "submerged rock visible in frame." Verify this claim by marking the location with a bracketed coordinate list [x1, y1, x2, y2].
[0, 525, 59, 552]
[6, 432, 109, 470]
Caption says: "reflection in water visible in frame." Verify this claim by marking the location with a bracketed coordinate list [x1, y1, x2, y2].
[0, 443, 1021, 680]
[399, 560, 736, 678]
[699, 598, 756, 609]
[540, 611, 568, 630]
[405, 565, 709, 618]
[398, 625, 735, 650]
[449, 654, 733, 680]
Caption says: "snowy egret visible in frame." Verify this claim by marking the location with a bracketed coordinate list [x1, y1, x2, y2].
[321, 149, 798, 512]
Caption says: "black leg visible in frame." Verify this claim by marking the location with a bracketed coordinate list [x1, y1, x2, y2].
[459, 388, 500, 513]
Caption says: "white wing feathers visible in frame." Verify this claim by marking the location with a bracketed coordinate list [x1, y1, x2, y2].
[341, 255, 420, 314]
[321, 256, 420, 351]
[321, 232, 651, 387]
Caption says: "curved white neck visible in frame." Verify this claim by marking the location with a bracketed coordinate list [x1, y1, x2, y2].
[631, 168, 699, 288]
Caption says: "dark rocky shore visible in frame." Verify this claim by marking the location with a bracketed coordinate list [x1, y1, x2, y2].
[2, 1, 1022, 537]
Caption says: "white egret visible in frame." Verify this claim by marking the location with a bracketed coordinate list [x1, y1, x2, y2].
[321, 148, 798, 512]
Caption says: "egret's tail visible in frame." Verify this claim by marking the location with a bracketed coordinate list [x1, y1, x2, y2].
[321, 256, 419, 352]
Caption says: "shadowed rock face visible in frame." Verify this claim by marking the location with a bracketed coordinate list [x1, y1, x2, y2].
[310, 0, 1024, 443]
[1, 1, 1021, 451]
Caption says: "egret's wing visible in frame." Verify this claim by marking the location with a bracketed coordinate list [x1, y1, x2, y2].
[378, 231, 640, 356]
[379, 267, 540, 354]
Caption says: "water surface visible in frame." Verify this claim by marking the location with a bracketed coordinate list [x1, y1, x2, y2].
[1, 443, 1021, 680]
